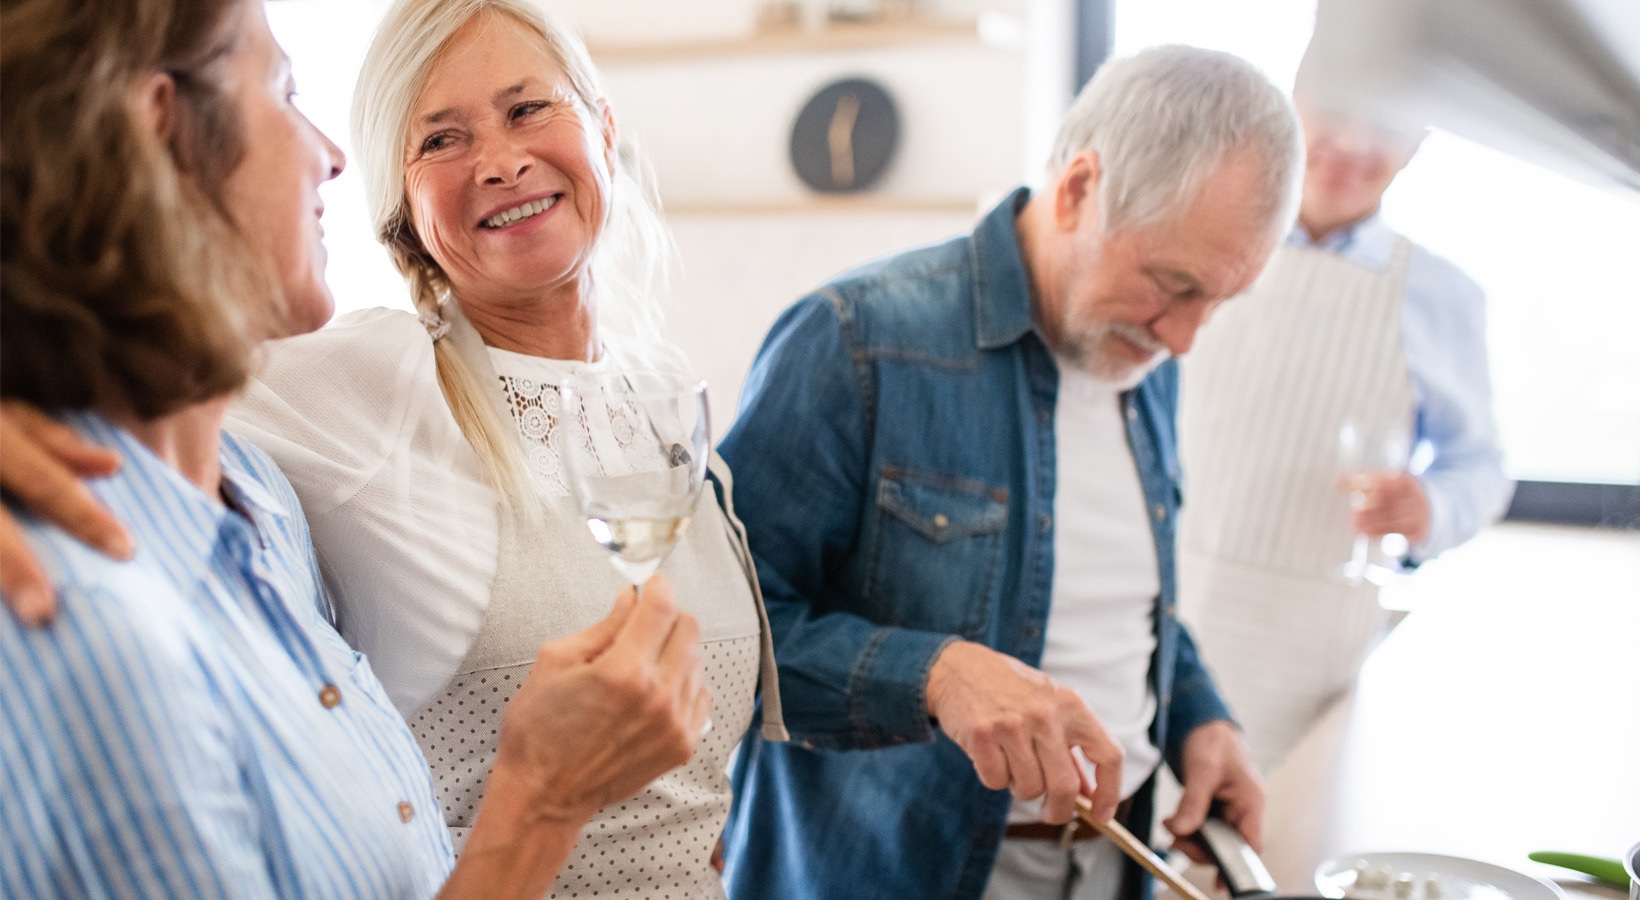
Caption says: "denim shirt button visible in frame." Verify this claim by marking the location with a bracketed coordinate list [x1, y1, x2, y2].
[1126, 405, 1138, 421]
[1038, 514, 1052, 532]
[1023, 624, 1041, 640]
[1037, 407, 1050, 424]
[1152, 503, 1166, 521]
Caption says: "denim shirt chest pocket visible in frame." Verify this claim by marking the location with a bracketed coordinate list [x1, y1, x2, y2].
[864, 466, 1009, 639]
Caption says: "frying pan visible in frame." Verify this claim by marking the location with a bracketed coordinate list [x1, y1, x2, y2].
[1629, 841, 1639, 900]
[1194, 818, 1358, 900]
[1196, 819, 1580, 900]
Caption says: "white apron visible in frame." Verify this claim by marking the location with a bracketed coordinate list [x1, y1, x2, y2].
[406, 302, 784, 898]
[1176, 238, 1416, 772]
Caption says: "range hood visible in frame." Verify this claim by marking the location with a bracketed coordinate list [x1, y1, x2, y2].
[1298, 0, 1640, 195]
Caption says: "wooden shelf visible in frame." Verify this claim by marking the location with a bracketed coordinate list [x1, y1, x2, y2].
[587, 16, 1023, 64]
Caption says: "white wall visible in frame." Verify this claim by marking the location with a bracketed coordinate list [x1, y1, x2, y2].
[666, 210, 980, 427]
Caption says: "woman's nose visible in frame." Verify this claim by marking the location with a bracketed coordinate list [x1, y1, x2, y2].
[474, 131, 532, 185]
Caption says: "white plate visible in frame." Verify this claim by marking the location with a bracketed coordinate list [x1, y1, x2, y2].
[1316, 852, 1568, 900]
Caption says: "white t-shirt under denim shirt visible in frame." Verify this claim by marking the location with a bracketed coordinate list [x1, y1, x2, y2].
[1008, 362, 1163, 823]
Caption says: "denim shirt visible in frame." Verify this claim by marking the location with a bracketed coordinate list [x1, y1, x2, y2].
[720, 189, 1233, 900]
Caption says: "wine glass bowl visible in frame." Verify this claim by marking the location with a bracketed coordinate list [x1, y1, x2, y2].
[558, 370, 711, 589]
[1337, 419, 1412, 586]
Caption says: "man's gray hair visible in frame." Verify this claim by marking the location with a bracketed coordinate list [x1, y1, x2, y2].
[1047, 45, 1303, 235]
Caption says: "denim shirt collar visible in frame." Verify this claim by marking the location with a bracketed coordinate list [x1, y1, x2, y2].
[972, 187, 1040, 350]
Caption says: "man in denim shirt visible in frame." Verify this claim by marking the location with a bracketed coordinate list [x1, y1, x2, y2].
[720, 47, 1304, 900]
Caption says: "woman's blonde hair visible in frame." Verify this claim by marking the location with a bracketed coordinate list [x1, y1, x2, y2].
[352, 0, 677, 505]
[1, 0, 275, 419]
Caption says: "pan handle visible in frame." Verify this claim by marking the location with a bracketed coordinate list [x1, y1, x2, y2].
[1197, 818, 1280, 898]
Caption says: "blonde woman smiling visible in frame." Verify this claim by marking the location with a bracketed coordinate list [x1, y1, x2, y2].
[223, 1, 786, 896]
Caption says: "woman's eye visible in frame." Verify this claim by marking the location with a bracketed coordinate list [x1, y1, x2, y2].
[511, 100, 549, 121]
[420, 133, 452, 153]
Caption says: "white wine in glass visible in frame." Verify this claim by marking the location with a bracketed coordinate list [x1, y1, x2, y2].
[1337, 419, 1412, 586]
[559, 370, 711, 591]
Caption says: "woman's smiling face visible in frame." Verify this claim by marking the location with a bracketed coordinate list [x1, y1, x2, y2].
[401, 11, 614, 307]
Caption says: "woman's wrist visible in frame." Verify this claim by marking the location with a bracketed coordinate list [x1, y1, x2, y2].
[437, 764, 590, 900]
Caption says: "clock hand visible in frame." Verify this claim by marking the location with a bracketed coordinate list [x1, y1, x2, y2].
[827, 92, 862, 188]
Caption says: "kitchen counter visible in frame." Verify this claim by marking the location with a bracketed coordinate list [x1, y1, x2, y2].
[1171, 523, 1640, 898]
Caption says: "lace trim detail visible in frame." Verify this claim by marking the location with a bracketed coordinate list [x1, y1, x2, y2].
[496, 374, 660, 495]
[496, 374, 569, 495]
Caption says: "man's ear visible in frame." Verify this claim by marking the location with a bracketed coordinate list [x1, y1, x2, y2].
[131, 71, 178, 144]
[1053, 151, 1103, 233]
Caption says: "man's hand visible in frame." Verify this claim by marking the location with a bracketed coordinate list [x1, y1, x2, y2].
[1164, 719, 1264, 859]
[926, 640, 1123, 825]
[1, 401, 132, 624]
[1348, 472, 1430, 544]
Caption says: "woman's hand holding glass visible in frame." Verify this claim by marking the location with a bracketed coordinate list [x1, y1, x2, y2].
[486, 576, 709, 824]
[557, 369, 714, 735]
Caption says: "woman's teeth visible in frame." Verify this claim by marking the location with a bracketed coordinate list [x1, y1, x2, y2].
[482, 196, 557, 228]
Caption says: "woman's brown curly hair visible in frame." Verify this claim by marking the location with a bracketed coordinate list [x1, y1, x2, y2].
[1, 0, 276, 420]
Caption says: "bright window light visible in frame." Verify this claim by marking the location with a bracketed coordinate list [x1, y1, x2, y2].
[1117, 0, 1640, 485]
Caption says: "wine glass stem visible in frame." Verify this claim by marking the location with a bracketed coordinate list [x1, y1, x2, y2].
[1347, 534, 1370, 584]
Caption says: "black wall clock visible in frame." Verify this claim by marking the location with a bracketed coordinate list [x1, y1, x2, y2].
[789, 77, 900, 194]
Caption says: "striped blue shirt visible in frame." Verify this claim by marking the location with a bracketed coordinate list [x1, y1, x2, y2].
[1, 413, 454, 898]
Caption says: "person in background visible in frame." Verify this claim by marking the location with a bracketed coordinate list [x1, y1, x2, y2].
[1175, 103, 1513, 772]
[716, 45, 1304, 900]
[0, 0, 709, 895]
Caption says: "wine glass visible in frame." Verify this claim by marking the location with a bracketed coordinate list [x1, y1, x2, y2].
[1337, 419, 1412, 586]
[558, 370, 711, 591]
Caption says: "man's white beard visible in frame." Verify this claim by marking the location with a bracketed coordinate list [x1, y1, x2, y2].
[1058, 318, 1170, 390]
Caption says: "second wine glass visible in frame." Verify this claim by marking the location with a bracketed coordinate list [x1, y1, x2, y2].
[558, 370, 711, 590]
[1337, 418, 1412, 586]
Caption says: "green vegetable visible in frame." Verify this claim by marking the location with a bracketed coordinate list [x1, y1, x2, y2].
[1529, 851, 1629, 888]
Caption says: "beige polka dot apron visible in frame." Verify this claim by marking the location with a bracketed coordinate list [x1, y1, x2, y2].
[409, 301, 783, 897]
[1177, 238, 1416, 771]
[410, 476, 760, 899]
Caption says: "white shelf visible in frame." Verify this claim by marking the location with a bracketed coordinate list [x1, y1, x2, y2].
[662, 196, 984, 216]
[587, 15, 1023, 64]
